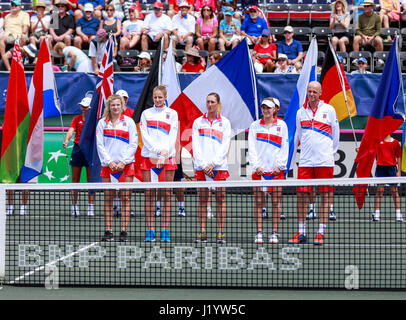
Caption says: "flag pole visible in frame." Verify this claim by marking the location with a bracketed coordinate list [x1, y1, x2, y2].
[329, 38, 358, 147]
[245, 39, 259, 120]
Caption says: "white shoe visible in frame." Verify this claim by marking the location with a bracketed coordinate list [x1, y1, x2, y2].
[372, 213, 380, 221]
[87, 204, 94, 216]
[396, 213, 403, 221]
[269, 233, 279, 244]
[71, 205, 80, 217]
[19, 205, 27, 216]
[207, 206, 213, 219]
[6, 205, 14, 215]
[155, 207, 161, 217]
[178, 207, 186, 217]
[255, 232, 264, 244]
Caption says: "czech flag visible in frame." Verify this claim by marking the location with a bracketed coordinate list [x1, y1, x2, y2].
[354, 36, 404, 209]
[170, 38, 259, 153]
[320, 41, 357, 122]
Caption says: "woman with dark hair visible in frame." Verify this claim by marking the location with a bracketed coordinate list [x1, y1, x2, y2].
[181, 47, 206, 72]
[195, 5, 218, 52]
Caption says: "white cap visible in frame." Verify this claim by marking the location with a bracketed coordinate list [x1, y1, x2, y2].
[79, 97, 91, 107]
[278, 53, 288, 60]
[261, 99, 279, 109]
[178, 1, 190, 8]
[138, 51, 151, 59]
[84, 3, 94, 11]
[116, 89, 129, 98]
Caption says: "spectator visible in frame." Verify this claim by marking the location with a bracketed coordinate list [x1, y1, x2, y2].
[133, 51, 152, 72]
[141, 1, 172, 51]
[102, 0, 125, 21]
[1, 43, 38, 71]
[401, 0, 406, 22]
[289, 81, 339, 245]
[208, 50, 221, 66]
[74, 3, 100, 49]
[372, 134, 403, 222]
[249, 48, 263, 73]
[181, 47, 206, 72]
[253, 29, 276, 72]
[168, 0, 195, 19]
[217, 0, 237, 22]
[122, 1, 144, 21]
[140, 85, 179, 243]
[116, 89, 134, 117]
[240, 5, 268, 46]
[353, 0, 383, 52]
[54, 41, 94, 72]
[379, 0, 401, 41]
[100, 4, 122, 41]
[248, 97, 288, 244]
[274, 53, 297, 74]
[64, 0, 80, 22]
[29, 2, 50, 50]
[194, 0, 216, 13]
[172, 1, 196, 52]
[350, 57, 371, 74]
[89, 28, 118, 75]
[96, 94, 138, 242]
[329, 0, 351, 52]
[218, 9, 241, 51]
[77, 0, 103, 20]
[0, 0, 30, 57]
[195, 5, 218, 52]
[48, 0, 75, 49]
[120, 5, 143, 50]
[62, 96, 96, 217]
[192, 92, 231, 244]
[277, 26, 304, 68]
[352, 0, 365, 26]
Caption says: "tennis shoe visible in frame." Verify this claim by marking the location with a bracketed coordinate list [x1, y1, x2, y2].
[280, 213, 287, 220]
[178, 207, 186, 217]
[372, 213, 380, 221]
[329, 210, 337, 221]
[119, 230, 128, 242]
[195, 232, 208, 243]
[396, 213, 403, 221]
[145, 229, 156, 242]
[255, 232, 264, 244]
[288, 233, 308, 244]
[6, 205, 14, 215]
[155, 207, 161, 217]
[269, 232, 279, 244]
[217, 232, 226, 244]
[71, 205, 79, 217]
[313, 233, 325, 245]
[19, 205, 27, 216]
[87, 204, 94, 216]
[101, 230, 114, 242]
[262, 208, 268, 218]
[306, 209, 316, 220]
[160, 229, 171, 242]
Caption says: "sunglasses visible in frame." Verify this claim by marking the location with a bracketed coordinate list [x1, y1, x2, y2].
[106, 8, 114, 11]
[278, 58, 287, 61]
[203, 8, 212, 11]
[129, 9, 135, 12]
[249, 10, 257, 13]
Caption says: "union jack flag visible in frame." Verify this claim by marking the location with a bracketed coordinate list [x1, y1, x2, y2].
[96, 35, 114, 119]
[79, 35, 115, 182]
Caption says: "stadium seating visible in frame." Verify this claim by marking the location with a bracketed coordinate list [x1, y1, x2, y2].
[309, 3, 331, 27]
[117, 50, 140, 72]
[349, 51, 373, 73]
[292, 27, 312, 49]
[287, 4, 312, 26]
[372, 51, 389, 73]
[336, 51, 350, 73]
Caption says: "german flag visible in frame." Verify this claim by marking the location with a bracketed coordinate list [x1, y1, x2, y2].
[320, 43, 357, 122]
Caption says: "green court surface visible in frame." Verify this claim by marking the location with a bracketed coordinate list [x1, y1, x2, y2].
[3, 187, 406, 290]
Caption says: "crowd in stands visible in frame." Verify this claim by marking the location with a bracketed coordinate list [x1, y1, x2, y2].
[1, 0, 406, 73]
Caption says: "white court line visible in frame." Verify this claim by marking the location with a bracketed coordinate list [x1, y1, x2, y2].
[7, 242, 99, 285]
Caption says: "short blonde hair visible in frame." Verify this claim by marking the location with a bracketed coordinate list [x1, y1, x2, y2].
[103, 94, 125, 119]
[53, 42, 66, 54]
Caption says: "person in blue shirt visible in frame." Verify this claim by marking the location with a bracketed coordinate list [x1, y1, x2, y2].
[240, 5, 268, 45]
[74, 3, 100, 49]
[277, 25, 304, 68]
[77, 0, 104, 20]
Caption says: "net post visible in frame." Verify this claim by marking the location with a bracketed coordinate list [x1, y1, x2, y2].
[0, 185, 6, 281]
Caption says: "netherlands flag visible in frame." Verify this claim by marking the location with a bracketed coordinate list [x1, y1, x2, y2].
[21, 41, 61, 182]
[284, 38, 318, 171]
[171, 38, 259, 152]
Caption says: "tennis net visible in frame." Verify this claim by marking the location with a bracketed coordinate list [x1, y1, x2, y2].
[1, 177, 406, 289]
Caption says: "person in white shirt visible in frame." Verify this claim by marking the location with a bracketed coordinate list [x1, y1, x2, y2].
[96, 94, 138, 242]
[248, 97, 289, 245]
[171, 1, 196, 52]
[29, 2, 50, 49]
[140, 85, 179, 243]
[192, 92, 232, 244]
[141, 1, 173, 51]
[288, 81, 340, 246]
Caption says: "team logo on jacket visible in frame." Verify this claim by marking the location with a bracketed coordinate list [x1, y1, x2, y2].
[277, 126, 281, 132]
[323, 113, 327, 119]
[166, 113, 170, 120]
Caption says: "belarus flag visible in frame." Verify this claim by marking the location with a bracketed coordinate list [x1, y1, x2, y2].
[170, 38, 259, 152]
[21, 41, 61, 183]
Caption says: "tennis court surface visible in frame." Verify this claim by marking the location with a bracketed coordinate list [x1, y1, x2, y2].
[1, 178, 406, 290]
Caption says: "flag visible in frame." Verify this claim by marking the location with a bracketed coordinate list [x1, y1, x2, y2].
[284, 38, 318, 171]
[354, 36, 404, 209]
[150, 167, 166, 182]
[0, 41, 30, 183]
[170, 38, 259, 153]
[402, 122, 406, 172]
[320, 41, 357, 122]
[79, 36, 114, 182]
[160, 40, 181, 107]
[20, 41, 61, 183]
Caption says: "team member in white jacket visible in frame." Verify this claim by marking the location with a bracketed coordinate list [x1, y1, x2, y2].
[140, 85, 179, 243]
[192, 92, 231, 244]
[96, 94, 138, 242]
[248, 97, 289, 245]
[288, 81, 340, 246]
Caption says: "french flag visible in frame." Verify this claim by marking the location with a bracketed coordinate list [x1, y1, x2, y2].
[21, 41, 61, 182]
[171, 38, 259, 152]
[284, 38, 318, 171]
